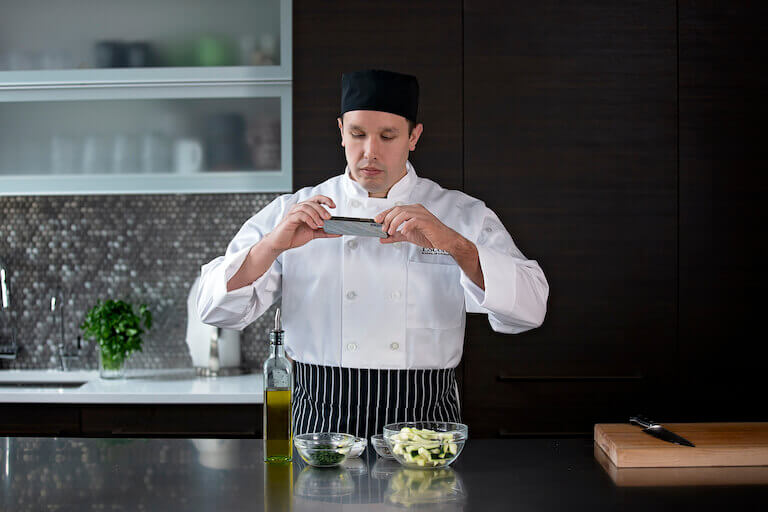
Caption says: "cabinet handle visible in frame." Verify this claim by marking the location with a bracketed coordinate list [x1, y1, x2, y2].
[496, 375, 643, 383]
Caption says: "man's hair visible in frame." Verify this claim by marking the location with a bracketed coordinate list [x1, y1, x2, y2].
[340, 114, 416, 135]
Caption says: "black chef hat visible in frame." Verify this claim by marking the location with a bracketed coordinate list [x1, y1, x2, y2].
[341, 69, 419, 123]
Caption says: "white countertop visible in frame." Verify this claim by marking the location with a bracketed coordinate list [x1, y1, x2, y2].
[0, 369, 263, 404]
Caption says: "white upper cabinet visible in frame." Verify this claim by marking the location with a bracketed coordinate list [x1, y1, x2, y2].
[0, 0, 292, 195]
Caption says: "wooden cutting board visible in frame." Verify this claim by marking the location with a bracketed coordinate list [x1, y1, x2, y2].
[594, 422, 768, 468]
[594, 444, 768, 486]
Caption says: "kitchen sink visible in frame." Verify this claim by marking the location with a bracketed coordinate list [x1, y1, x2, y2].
[0, 381, 87, 388]
[0, 370, 97, 389]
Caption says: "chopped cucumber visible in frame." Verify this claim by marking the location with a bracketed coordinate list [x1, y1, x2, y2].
[389, 426, 460, 466]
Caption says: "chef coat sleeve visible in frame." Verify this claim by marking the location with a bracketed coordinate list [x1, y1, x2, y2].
[459, 206, 549, 334]
[196, 193, 297, 330]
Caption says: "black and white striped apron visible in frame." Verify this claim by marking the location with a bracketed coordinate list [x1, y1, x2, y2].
[292, 362, 462, 439]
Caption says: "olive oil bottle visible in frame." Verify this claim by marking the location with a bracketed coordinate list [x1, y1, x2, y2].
[263, 308, 292, 463]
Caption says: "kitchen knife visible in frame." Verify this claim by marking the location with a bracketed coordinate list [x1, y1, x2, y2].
[629, 415, 696, 447]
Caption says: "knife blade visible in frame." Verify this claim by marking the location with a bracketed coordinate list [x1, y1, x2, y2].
[629, 415, 696, 447]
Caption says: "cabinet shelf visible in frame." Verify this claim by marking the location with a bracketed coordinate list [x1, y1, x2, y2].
[0, 171, 288, 196]
[0, 65, 291, 94]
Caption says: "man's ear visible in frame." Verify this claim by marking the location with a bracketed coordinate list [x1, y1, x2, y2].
[337, 117, 345, 147]
[409, 123, 424, 151]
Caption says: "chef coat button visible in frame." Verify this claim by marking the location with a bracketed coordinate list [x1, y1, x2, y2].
[390, 290, 401, 300]
[347, 239, 358, 250]
[390, 342, 400, 351]
[347, 343, 358, 351]
[485, 226, 493, 232]
[346, 290, 357, 300]
[350, 199, 361, 208]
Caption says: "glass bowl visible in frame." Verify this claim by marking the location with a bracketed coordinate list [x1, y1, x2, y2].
[294, 432, 355, 468]
[370, 434, 395, 459]
[383, 422, 468, 469]
[347, 436, 367, 458]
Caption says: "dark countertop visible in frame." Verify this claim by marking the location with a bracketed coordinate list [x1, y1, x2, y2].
[1, 436, 766, 511]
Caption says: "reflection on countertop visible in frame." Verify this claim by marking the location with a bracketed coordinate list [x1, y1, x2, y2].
[2, 437, 767, 511]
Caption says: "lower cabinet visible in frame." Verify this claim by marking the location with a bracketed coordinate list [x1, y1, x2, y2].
[460, 314, 654, 438]
[0, 404, 263, 437]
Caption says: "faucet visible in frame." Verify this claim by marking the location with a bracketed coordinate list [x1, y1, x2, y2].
[51, 287, 80, 370]
[0, 258, 19, 361]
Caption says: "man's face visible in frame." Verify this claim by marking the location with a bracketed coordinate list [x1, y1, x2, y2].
[338, 110, 423, 198]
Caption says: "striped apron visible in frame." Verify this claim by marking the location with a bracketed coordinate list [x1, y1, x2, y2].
[291, 361, 462, 439]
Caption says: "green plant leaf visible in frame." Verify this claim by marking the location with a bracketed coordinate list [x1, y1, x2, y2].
[81, 298, 152, 361]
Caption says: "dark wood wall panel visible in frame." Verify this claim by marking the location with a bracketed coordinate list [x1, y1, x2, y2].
[463, 1, 678, 435]
[0, 404, 262, 437]
[293, 0, 463, 191]
[678, 1, 767, 420]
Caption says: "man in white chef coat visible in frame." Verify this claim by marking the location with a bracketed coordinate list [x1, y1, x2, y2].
[198, 69, 549, 438]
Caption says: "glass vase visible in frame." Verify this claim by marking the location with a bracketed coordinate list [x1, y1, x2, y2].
[99, 348, 126, 379]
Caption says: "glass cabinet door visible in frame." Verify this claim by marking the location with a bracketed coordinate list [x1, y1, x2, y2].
[0, 0, 292, 195]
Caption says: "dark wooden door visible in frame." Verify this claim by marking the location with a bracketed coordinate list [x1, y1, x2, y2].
[677, 1, 767, 421]
[462, 1, 678, 436]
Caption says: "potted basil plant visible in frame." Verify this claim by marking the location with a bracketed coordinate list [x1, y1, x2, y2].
[81, 299, 152, 379]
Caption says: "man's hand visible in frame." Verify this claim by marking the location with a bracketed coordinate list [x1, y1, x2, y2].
[374, 204, 458, 251]
[264, 195, 341, 253]
[374, 204, 485, 290]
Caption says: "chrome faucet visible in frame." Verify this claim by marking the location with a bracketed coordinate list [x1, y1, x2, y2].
[52, 287, 80, 370]
[0, 258, 19, 361]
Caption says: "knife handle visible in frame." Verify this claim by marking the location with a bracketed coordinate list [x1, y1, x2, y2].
[629, 415, 654, 428]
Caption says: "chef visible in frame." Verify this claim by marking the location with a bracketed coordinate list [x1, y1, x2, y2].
[197, 69, 549, 439]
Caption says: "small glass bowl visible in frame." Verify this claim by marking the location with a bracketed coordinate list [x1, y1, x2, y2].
[294, 432, 355, 468]
[370, 434, 395, 459]
[383, 422, 468, 469]
[347, 436, 367, 458]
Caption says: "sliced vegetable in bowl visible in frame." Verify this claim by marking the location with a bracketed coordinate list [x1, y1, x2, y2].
[383, 422, 468, 469]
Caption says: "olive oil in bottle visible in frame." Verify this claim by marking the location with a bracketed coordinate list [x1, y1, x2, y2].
[264, 308, 292, 463]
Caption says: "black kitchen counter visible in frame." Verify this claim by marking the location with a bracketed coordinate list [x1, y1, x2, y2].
[1, 436, 766, 511]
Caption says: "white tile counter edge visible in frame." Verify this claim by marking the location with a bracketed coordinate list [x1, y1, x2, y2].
[0, 369, 263, 404]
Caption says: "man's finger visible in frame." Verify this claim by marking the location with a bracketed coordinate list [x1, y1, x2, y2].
[379, 232, 407, 244]
[297, 204, 325, 227]
[374, 207, 395, 224]
[313, 231, 342, 239]
[308, 195, 336, 209]
[381, 206, 407, 232]
[294, 211, 320, 229]
[301, 202, 331, 224]
[387, 211, 413, 236]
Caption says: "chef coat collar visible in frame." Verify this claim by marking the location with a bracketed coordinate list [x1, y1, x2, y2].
[343, 160, 417, 203]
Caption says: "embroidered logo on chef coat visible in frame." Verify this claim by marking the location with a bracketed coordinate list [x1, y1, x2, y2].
[420, 248, 450, 256]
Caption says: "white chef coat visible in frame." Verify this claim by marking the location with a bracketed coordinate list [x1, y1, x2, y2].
[197, 161, 549, 370]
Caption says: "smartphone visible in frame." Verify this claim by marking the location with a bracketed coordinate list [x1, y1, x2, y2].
[322, 216, 389, 238]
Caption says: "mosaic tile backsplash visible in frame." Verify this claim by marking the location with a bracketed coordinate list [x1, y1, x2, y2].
[0, 193, 281, 370]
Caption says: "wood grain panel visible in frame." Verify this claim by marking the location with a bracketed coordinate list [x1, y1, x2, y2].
[0, 404, 79, 435]
[80, 405, 262, 437]
[293, 0, 462, 191]
[462, 1, 677, 434]
[595, 422, 768, 467]
[678, 1, 768, 417]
